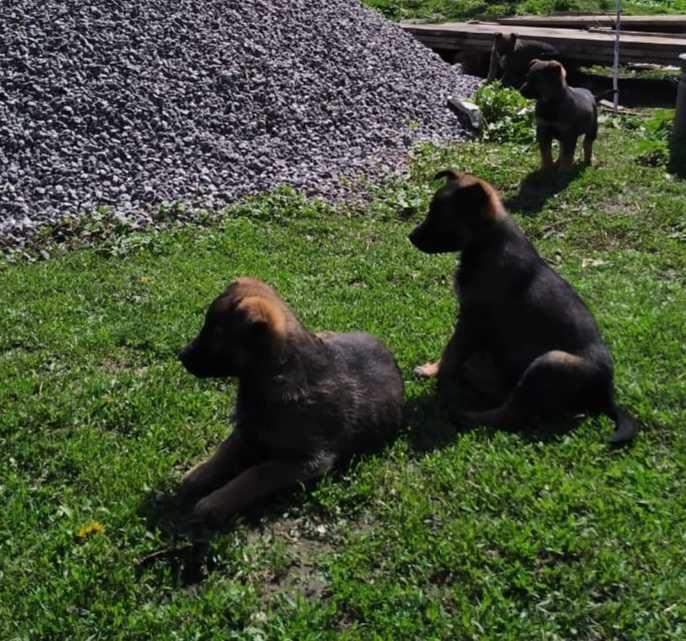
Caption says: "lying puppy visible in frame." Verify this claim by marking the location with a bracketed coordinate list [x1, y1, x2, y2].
[487, 32, 559, 88]
[520, 59, 598, 171]
[178, 277, 404, 525]
[409, 171, 639, 444]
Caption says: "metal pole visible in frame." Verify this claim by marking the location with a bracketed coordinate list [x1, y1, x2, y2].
[612, 0, 622, 112]
[671, 53, 686, 174]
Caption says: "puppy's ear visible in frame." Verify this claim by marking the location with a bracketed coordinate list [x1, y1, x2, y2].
[461, 179, 505, 221]
[495, 32, 505, 43]
[553, 61, 567, 81]
[433, 169, 460, 183]
[237, 296, 287, 346]
[461, 180, 489, 207]
[510, 33, 517, 46]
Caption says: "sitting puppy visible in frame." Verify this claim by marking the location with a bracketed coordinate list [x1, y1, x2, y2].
[409, 171, 639, 444]
[520, 59, 598, 171]
[487, 32, 559, 88]
[178, 277, 404, 526]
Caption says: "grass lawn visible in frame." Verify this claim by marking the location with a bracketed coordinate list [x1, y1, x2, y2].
[367, 0, 686, 22]
[2, 119, 686, 639]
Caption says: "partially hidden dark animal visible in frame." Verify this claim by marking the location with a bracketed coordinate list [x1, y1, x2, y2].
[520, 59, 598, 171]
[409, 171, 640, 445]
[487, 32, 559, 88]
[178, 277, 404, 526]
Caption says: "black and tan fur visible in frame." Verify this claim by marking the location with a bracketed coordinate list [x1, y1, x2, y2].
[487, 32, 559, 88]
[178, 277, 404, 526]
[520, 59, 598, 171]
[409, 171, 639, 444]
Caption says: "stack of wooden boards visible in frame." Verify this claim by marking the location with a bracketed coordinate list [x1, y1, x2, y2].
[403, 15, 686, 67]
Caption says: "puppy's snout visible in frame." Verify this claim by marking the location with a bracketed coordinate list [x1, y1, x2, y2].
[408, 224, 420, 244]
[409, 223, 427, 250]
[179, 338, 200, 369]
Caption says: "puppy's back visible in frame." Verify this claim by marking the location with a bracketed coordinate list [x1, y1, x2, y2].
[321, 332, 404, 451]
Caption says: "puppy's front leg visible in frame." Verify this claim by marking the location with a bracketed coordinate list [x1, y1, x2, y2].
[178, 432, 259, 503]
[559, 137, 578, 171]
[192, 458, 326, 526]
[414, 321, 471, 378]
[537, 130, 554, 170]
[414, 361, 440, 378]
[583, 135, 594, 166]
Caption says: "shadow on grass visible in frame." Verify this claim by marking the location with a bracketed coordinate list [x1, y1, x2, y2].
[136, 386, 587, 587]
[137, 473, 324, 588]
[404, 384, 584, 456]
[505, 165, 584, 215]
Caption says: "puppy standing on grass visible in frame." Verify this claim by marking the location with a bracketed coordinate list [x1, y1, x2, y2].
[178, 277, 404, 526]
[410, 171, 640, 444]
[520, 59, 598, 171]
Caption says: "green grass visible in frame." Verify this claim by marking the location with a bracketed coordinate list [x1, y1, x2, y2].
[2, 121, 686, 639]
[366, 0, 686, 22]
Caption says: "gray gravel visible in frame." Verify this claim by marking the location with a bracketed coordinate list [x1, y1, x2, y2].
[0, 0, 480, 250]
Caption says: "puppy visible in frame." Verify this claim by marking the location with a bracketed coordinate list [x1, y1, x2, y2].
[409, 171, 639, 444]
[487, 33, 559, 88]
[520, 59, 598, 171]
[178, 277, 404, 526]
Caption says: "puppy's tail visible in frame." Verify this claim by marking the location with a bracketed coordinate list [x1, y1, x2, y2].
[605, 404, 641, 445]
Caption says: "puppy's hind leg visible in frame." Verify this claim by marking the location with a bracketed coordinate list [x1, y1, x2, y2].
[583, 135, 595, 167]
[452, 350, 607, 430]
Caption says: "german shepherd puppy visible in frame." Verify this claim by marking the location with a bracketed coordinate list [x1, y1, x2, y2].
[487, 32, 559, 88]
[520, 59, 598, 171]
[178, 277, 404, 525]
[409, 171, 639, 444]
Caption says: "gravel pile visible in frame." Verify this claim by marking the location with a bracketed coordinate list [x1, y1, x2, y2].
[0, 0, 480, 250]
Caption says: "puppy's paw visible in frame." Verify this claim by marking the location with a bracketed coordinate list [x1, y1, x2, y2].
[176, 479, 201, 506]
[191, 496, 227, 528]
[176, 462, 213, 504]
[414, 361, 440, 378]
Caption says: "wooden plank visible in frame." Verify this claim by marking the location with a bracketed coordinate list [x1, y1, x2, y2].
[402, 22, 686, 66]
[598, 99, 638, 114]
[496, 14, 686, 32]
[588, 27, 686, 40]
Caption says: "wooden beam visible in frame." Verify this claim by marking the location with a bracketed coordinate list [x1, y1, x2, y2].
[495, 14, 686, 33]
[402, 22, 686, 66]
[589, 26, 686, 40]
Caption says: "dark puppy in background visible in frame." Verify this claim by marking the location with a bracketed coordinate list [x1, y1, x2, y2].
[520, 59, 598, 171]
[178, 277, 404, 526]
[487, 32, 559, 88]
[410, 171, 639, 444]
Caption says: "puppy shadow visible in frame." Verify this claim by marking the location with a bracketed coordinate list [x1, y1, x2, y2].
[505, 165, 584, 215]
[405, 382, 585, 456]
[404, 393, 459, 454]
[136, 390, 585, 587]
[137, 477, 319, 589]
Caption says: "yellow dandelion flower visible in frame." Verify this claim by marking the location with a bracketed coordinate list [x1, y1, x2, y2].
[77, 521, 105, 540]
